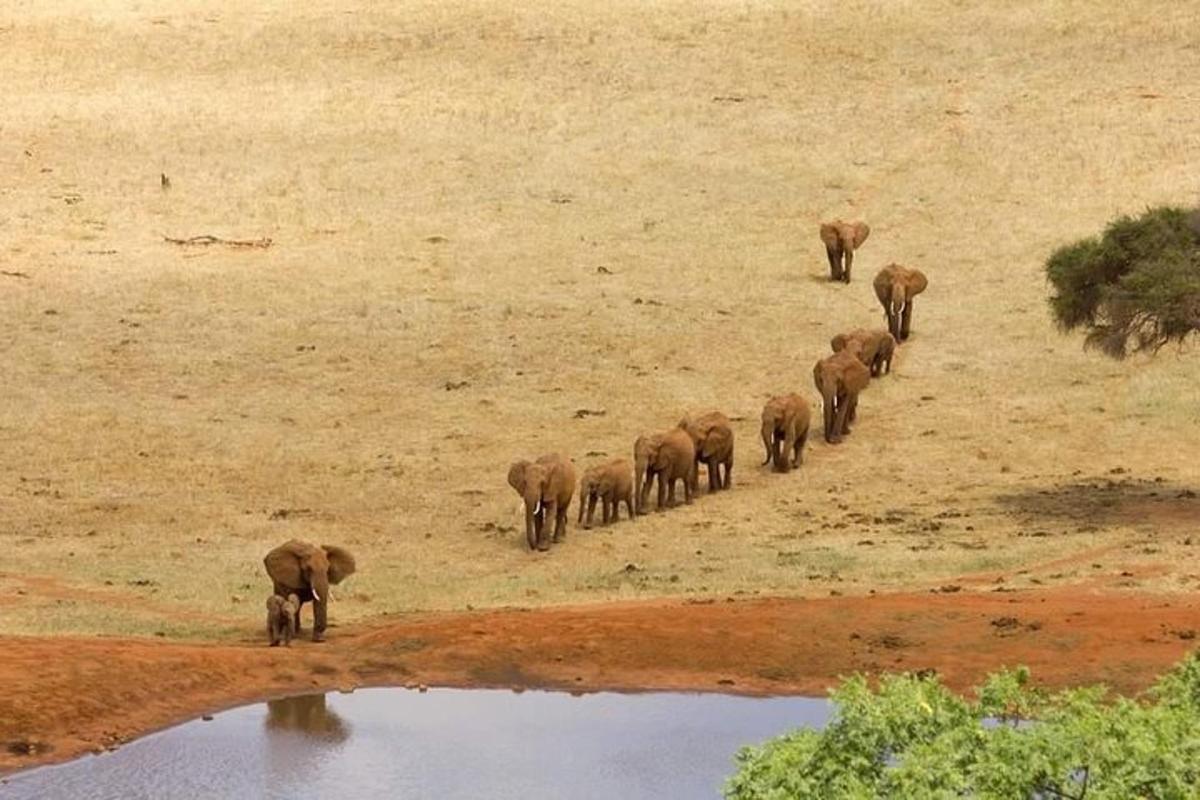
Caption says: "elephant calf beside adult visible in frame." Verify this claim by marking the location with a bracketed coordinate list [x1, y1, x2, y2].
[263, 540, 356, 643]
[831, 328, 897, 377]
[873, 264, 928, 342]
[578, 458, 635, 528]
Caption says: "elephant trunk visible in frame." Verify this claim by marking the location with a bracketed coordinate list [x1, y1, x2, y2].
[760, 418, 773, 466]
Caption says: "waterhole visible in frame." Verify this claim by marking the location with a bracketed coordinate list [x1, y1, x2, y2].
[3, 688, 829, 799]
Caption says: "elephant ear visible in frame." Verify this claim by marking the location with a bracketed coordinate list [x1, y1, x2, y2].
[507, 460, 530, 495]
[263, 540, 308, 590]
[819, 223, 840, 249]
[850, 222, 870, 248]
[831, 333, 848, 353]
[321, 545, 356, 584]
[907, 269, 929, 297]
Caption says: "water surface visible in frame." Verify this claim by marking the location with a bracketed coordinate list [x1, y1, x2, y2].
[4, 688, 829, 799]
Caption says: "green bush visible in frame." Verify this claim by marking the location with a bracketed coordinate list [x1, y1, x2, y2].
[1046, 206, 1200, 358]
[725, 652, 1200, 799]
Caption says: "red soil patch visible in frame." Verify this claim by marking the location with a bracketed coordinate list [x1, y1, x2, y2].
[2, 588, 1198, 775]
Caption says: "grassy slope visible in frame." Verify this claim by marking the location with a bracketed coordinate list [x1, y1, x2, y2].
[0, 0, 1198, 639]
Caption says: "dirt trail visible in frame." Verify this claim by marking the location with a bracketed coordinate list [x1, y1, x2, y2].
[3, 588, 1198, 776]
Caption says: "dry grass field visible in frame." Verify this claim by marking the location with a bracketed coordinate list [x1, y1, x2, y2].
[2, 0, 1199, 642]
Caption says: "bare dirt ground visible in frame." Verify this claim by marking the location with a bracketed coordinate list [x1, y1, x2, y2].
[2, 0, 1199, 776]
[4, 589, 1200, 773]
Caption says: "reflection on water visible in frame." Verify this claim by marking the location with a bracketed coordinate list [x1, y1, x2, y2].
[4, 688, 830, 800]
[265, 694, 350, 741]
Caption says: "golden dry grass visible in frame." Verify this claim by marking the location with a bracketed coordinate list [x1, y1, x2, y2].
[1, 0, 1198, 639]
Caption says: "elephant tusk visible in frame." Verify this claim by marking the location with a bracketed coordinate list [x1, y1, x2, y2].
[533, 499, 543, 516]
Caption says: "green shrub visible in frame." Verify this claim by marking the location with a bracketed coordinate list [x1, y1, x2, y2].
[1046, 206, 1200, 358]
[725, 652, 1200, 799]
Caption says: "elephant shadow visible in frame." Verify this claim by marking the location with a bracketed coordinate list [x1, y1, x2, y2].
[264, 693, 351, 743]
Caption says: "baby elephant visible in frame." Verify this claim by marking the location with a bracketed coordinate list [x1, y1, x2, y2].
[831, 328, 897, 377]
[266, 593, 300, 647]
[578, 459, 635, 528]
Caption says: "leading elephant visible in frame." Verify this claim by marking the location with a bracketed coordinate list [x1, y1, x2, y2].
[263, 540, 356, 643]
[813, 350, 871, 444]
[819, 219, 870, 283]
[633, 428, 695, 514]
[507, 453, 577, 551]
[873, 264, 928, 342]
[678, 411, 734, 493]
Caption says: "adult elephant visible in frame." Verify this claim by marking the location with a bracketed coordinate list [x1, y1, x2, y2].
[760, 394, 811, 472]
[831, 328, 897, 377]
[263, 540, 356, 643]
[633, 428, 695, 514]
[819, 219, 870, 283]
[813, 350, 871, 444]
[678, 411, 734, 493]
[507, 454, 577, 551]
[873, 264, 928, 342]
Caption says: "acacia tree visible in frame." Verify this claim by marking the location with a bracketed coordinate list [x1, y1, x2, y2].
[1046, 206, 1200, 358]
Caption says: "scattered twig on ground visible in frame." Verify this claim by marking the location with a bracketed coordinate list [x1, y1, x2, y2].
[163, 234, 273, 249]
[1, 270, 31, 279]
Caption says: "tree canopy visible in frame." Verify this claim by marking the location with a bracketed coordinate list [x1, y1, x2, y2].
[725, 652, 1200, 799]
[1046, 206, 1200, 358]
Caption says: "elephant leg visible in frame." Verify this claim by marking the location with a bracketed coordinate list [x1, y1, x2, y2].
[823, 399, 836, 444]
[585, 494, 598, 528]
[826, 246, 842, 280]
[841, 395, 858, 435]
[723, 457, 733, 489]
[842, 248, 853, 283]
[683, 471, 693, 504]
[657, 473, 667, 511]
[312, 599, 327, 642]
[829, 398, 847, 443]
[901, 301, 914, 340]
[547, 502, 564, 543]
[602, 497, 612, 524]
[535, 509, 550, 550]
[626, 492, 636, 521]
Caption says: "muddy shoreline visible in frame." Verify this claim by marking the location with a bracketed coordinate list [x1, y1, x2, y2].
[3, 588, 1198, 776]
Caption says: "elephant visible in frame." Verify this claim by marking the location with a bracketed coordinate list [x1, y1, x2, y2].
[760, 394, 811, 472]
[678, 411, 734, 493]
[266, 593, 299, 647]
[578, 458, 635, 528]
[507, 453, 577, 551]
[633, 427, 695, 514]
[813, 350, 871, 444]
[831, 328, 898, 377]
[819, 219, 870, 283]
[263, 540, 356, 643]
[873, 264, 928, 342]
